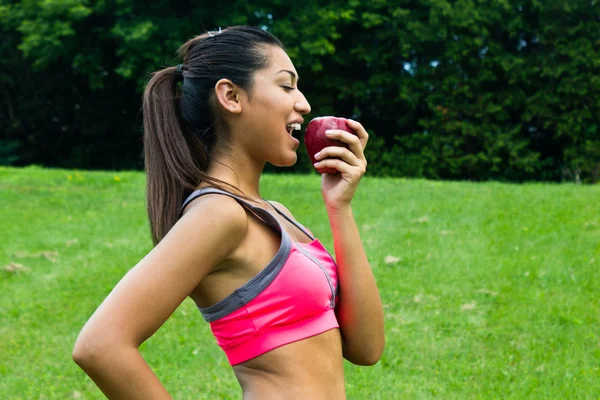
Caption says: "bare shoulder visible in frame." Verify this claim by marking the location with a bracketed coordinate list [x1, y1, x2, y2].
[177, 194, 250, 266]
[179, 193, 249, 255]
[267, 200, 295, 219]
[182, 192, 248, 227]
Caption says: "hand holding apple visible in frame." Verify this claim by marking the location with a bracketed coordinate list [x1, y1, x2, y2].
[304, 117, 370, 212]
[304, 117, 356, 174]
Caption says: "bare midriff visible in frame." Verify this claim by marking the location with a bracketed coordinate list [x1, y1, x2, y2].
[233, 328, 346, 400]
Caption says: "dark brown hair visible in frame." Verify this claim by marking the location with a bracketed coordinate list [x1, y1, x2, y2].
[143, 26, 284, 245]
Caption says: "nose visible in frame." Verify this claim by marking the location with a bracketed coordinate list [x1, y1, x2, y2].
[295, 90, 311, 115]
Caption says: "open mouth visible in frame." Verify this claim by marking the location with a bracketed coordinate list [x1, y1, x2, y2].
[286, 123, 302, 136]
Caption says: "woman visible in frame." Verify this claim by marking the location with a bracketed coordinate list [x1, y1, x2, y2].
[73, 25, 384, 399]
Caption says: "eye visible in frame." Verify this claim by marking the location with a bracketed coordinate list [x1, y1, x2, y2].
[282, 86, 296, 91]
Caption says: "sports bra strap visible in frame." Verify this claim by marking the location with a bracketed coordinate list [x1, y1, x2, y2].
[263, 199, 315, 241]
[180, 188, 283, 235]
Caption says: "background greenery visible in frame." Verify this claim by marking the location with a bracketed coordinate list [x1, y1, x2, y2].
[1, 166, 599, 398]
[1, 0, 599, 182]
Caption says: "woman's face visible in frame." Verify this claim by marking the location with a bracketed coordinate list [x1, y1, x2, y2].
[235, 45, 312, 167]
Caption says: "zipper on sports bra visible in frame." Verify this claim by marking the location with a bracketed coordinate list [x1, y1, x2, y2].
[295, 244, 336, 308]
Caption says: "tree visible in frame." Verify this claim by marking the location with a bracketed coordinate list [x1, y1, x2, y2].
[1, 0, 598, 181]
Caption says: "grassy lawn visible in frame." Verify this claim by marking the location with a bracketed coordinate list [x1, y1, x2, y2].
[1, 165, 599, 399]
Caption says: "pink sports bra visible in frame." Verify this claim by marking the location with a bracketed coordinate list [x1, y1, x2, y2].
[180, 188, 339, 366]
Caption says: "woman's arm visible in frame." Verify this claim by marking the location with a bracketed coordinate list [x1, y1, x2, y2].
[72, 195, 248, 399]
[308, 119, 385, 365]
[327, 205, 385, 366]
[269, 200, 384, 365]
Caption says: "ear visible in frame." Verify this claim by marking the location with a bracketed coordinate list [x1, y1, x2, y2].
[214, 78, 242, 115]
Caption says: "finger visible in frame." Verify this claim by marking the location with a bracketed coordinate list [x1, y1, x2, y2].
[345, 119, 369, 148]
[314, 158, 366, 176]
[325, 129, 365, 160]
[314, 158, 353, 175]
[315, 146, 361, 167]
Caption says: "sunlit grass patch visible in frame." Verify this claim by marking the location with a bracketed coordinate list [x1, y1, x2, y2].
[1, 166, 599, 399]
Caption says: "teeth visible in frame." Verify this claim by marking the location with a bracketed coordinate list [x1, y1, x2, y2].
[286, 123, 301, 133]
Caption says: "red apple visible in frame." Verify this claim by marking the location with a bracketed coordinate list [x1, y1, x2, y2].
[304, 116, 355, 174]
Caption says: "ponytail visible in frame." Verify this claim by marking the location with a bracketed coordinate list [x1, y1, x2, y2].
[142, 26, 284, 245]
[142, 66, 251, 246]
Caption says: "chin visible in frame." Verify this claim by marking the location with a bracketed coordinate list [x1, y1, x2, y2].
[270, 152, 298, 168]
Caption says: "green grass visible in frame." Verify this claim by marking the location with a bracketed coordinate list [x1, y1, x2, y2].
[1, 165, 599, 399]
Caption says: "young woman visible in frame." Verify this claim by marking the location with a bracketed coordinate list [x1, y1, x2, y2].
[73, 25, 384, 399]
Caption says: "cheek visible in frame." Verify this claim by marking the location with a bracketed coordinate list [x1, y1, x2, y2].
[254, 92, 287, 119]
[257, 97, 290, 129]
[244, 90, 292, 143]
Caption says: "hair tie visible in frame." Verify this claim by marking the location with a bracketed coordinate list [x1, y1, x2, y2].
[176, 64, 184, 82]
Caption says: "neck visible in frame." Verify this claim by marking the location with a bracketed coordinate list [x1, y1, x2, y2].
[203, 148, 265, 202]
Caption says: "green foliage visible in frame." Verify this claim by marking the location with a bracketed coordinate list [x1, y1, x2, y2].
[0, 0, 598, 181]
[16, 0, 92, 68]
[0, 139, 21, 165]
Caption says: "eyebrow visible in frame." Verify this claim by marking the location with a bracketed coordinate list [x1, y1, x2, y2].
[277, 69, 300, 82]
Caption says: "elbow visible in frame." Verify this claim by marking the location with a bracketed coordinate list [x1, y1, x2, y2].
[355, 347, 385, 366]
[72, 333, 118, 370]
[346, 350, 382, 366]
[364, 349, 384, 366]
[344, 338, 385, 366]
[72, 335, 100, 369]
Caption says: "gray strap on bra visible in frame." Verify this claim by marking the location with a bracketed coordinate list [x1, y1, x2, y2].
[262, 199, 315, 241]
[180, 188, 294, 322]
[180, 188, 282, 235]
